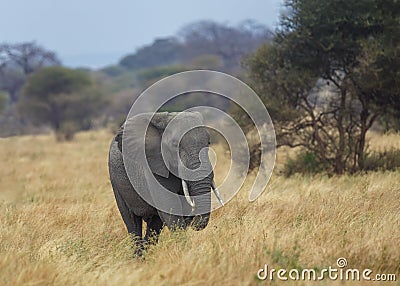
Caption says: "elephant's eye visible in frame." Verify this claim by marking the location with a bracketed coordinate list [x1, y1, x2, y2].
[208, 141, 211, 145]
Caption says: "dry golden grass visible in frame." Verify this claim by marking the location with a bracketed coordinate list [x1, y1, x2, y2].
[368, 131, 400, 151]
[0, 130, 399, 285]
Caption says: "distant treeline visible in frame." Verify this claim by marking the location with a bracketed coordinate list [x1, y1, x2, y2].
[0, 20, 271, 138]
[104, 19, 271, 76]
[1, 1, 400, 175]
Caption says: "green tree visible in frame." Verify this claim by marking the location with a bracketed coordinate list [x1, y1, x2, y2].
[0, 42, 60, 104]
[18, 66, 105, 140]
[135, 65, 188, 86]
[247, 0, 400, 174]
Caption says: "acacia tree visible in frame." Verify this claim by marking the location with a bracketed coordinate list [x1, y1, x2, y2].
[247, 0, 400, 174]
[18, 66, 105, 140]
[0, 42, 60, 103]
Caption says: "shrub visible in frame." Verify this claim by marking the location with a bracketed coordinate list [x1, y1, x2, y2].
[363, 149, 400, 171]
[56, 121, 79, 141]
[283, 151, 326, 177]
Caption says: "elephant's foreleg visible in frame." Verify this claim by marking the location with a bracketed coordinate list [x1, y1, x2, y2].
[144, 215, 164, 244]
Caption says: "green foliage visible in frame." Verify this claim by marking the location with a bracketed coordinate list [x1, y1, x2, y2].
[379, 113, 400, 133]
[135, 65, 188, 86]
[364, 149, 400, 171]
[0, 42, 60, 104]
[56, 121, 79, 141]
[284, 148, 400, 176]
[247, 0, 400, 174]
[104, 70, 140, 94]
[243, 43, 303, 124]
[23, 66, 91, 97]
[18, 66, 106, 140]
[283, 151, 326, 177]
[276, 0, 400, 115]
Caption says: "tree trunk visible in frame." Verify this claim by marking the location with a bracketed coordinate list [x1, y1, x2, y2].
[357, 99, 378, 172]
[357, 107, 368, 171]
[335, 89, 347, 175]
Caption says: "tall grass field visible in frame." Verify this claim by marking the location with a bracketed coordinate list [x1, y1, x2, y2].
[0, 130, 399, 285]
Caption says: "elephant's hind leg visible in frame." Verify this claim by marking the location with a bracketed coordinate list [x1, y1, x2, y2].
[112, 187, 146, 256]
[144, 215, 164, 244]
[113, 187, 142, 234]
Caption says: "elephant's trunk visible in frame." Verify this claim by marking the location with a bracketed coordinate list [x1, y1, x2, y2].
[180, 152, 213, 230]
[181, 179, 223, 230]
[189, 188, 211, 230]
[185, 175, 212, 231]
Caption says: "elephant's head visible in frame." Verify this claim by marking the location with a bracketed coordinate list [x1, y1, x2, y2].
[122, 112, 216, 230]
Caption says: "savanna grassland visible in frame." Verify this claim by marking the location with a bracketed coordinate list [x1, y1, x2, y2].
[0, 130, 399, 285]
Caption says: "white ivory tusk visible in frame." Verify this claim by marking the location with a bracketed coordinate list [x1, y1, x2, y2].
[211, 181, 225, 206]
[182, 180, 195, 208]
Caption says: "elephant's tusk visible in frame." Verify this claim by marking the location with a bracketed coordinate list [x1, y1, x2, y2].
[211, 181, 225, 206]
[182, 180, 195, 209]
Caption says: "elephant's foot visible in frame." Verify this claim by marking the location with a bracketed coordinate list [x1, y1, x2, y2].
[133, 238, 148, 258]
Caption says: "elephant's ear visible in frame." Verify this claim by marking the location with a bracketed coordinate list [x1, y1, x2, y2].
[123, 113, 170, 178]
[145, 122, 169, 178]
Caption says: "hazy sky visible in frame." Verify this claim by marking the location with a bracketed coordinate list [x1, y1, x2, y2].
[1, 0, 284, 68]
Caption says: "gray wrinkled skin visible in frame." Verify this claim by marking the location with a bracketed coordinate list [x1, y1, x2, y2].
[108, 112, 212, 256]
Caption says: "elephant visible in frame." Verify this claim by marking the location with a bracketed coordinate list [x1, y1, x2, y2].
[108, 111, 223, 255]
